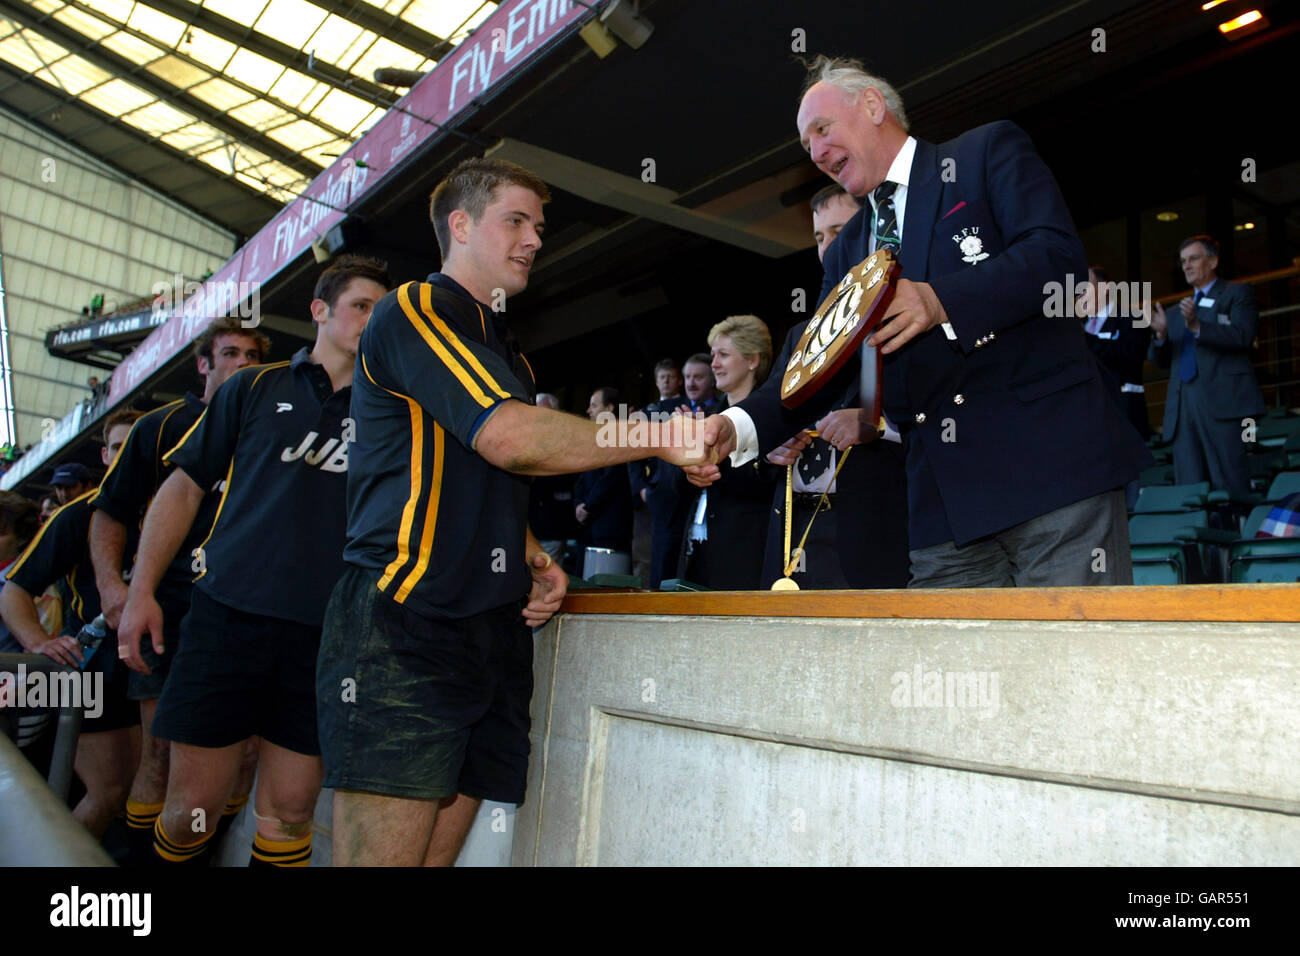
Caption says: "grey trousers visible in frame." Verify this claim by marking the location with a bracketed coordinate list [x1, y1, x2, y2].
[1171, 378, 1252, 495]
[908, 489, 1132, 588]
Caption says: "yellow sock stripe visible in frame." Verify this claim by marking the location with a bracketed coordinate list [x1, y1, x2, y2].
[223, 794, 250, 817]
[251, 832, 312, 866]
[125, 800, 165, 828]
[153, 818, 214, 862]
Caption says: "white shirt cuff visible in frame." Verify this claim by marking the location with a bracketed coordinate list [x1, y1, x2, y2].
[721, 406, 758, 466]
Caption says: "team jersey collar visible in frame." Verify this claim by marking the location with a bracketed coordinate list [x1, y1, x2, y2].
[426, 272, 508, 341]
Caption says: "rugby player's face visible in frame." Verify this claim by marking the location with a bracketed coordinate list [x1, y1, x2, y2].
[798, 82, 884, 199]
[204, 334, 264, 390]
[468, 185, 545, 299]
[320, 278, 388, 357]
[813, 194, 861, 263]
[101, 424, 131, 469]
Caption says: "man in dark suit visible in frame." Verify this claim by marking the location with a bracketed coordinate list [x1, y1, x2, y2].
[574, 387, 634, 554]
[1149, 235, 1264, 494]
[687, 55, 1151, 587]
[629, 360, 690, 588]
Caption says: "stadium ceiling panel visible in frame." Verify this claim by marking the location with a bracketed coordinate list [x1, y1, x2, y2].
[0, 0, 498, 234]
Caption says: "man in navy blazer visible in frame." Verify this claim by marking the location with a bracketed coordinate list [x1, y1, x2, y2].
[686, 56, 1151, 587]
[1149, 235, 1264, 494]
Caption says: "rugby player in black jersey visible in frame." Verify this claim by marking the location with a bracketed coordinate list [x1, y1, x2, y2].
[0, 409, 140, 837]
[318, 159, 704, 865]
[90, 317, 269, 863]
[118, 256, 390, 866]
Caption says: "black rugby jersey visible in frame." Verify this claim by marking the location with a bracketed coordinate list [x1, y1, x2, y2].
[344, 273, 536, 621]
[164, 348, 351, 627]
[5, 490, 100, 632]
[91, 392, 219, 597]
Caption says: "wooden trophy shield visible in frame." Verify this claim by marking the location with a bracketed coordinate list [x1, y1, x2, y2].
[780, 248, 901, 410]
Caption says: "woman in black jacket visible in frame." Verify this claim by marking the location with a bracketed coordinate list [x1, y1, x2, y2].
[678, 315, 776, 589]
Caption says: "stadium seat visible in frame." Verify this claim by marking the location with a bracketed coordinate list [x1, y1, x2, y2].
[1133, 482, 1209, 513]
[1227, 504, 1300, 583]
[1265, 472, 1300, 502]
[1138, 464, 1174, 487]
[1253, 415, 1300, 449]
[1129, 510, 1236, 583]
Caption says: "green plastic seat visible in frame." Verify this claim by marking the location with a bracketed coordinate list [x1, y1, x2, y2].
[1138, 464, 1174, 487]
[1230, 556, 1300, 583]
[1265, 471, 1300, 502]
[1134, 482, 1210, 513]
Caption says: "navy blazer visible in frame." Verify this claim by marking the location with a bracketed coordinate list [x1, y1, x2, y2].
[1149, 277, 1265, 439]
[740, 121, 1151, 548]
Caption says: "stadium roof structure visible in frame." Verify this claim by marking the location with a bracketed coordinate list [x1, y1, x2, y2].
[0, 0, 498, 236]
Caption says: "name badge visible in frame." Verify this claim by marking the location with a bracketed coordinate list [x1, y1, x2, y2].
[1217, 314, 1232, 325]
[1198, 298, 1215, 308]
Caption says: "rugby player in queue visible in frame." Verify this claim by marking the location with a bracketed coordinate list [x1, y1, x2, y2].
[90, 316, 270, 864]
[0, 409, 141, 838]
[117, 255, 390, 866]
[317, 158, 705, 866]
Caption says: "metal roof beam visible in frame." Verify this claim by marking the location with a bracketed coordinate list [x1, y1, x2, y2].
[136, 0, 398, 106]
[0, 0, 321, 180]
[311, 0, 454, 62]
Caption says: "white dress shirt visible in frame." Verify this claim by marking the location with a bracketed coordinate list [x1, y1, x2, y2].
[722, 140, 918, 466]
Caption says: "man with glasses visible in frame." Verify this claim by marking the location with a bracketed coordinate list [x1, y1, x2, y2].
[1149, 234, 1264, 493]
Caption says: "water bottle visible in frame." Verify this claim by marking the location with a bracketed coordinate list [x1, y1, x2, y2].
[74, 614, 108, 671]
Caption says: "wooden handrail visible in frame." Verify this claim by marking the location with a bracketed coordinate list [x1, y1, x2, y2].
[560, 583, 1300, 622]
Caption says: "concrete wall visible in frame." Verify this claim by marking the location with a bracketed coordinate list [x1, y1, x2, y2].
[514, 613, 1300, 865]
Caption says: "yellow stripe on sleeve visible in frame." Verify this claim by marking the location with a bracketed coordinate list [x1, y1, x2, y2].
[395, 285, 494, 409]
[422, 287, 510, 401]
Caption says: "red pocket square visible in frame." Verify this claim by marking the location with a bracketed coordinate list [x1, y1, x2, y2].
[941, 201, 967, 220]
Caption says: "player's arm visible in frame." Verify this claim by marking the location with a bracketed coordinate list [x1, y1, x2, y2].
[1, 506, 85, 664]
[129, 469, 205, 598]
[88, 511, 129, 629]
[0, 579, 80, 665]
[116, 468, 205, 674]
[474, 400, 703, 475]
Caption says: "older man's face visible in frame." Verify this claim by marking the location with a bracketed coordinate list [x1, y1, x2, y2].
[683, 362, 714, 403]
[798, 81, 886, 199]
[1180, 242, 1218, 290]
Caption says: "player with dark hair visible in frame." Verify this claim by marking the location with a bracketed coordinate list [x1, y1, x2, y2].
[117, 255, 391, 867]
[90, 315, 269, 864]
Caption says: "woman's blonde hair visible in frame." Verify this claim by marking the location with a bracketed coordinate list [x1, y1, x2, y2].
[707, 314, 773, 388]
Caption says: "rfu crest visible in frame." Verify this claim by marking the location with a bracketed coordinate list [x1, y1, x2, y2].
[952, 226, 989, 264]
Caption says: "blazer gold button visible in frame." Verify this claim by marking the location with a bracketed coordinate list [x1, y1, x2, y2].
[953, 394, 965, 405]
[915, 412, 927, 424]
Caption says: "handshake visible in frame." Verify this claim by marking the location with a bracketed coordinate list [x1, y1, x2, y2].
[640, 413, 737, 475]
